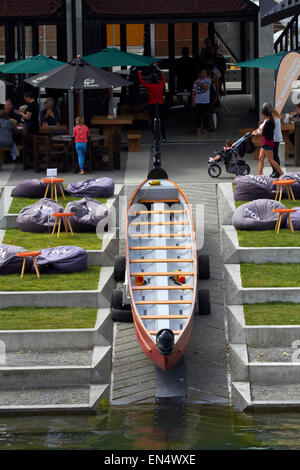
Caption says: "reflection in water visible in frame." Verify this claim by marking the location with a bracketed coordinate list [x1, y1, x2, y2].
[0, 404, 300, 449]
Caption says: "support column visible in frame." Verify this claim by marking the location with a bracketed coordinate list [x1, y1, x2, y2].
[168, 23, 175, 103]
[56, 24, 67, 62]
[144, 23, 151, 56]
[66, 0, 75, 133]
[32, 24, 39, 56]
[240, 22, 246, 94]
[4, 23, 15, 63]
[208, 22, 214, 44]
[120, 24, 127, 52]
[258, 13, 274, 110]
[192, 23, 199, 59]
[75, 0, 84, 115]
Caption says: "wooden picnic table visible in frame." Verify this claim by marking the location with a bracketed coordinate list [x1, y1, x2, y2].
[90, 114, 133, 146]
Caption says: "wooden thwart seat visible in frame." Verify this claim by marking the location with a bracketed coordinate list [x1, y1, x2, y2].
[131, 272, 194, 276]
[136, 300, 192, 305]
[138, 199, 180, 204]
[130, 258, 193, 263]
[130, 233, 190, 238]
[133, 210, 186, 215]
[132, 285, 193, 290]
[140, 315, 189, 319]
[130, 221, 188, 226]
[130, 245, 192, 250]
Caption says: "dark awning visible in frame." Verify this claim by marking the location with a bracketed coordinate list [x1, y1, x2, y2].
[0, 0, 65, 20]
[83, 0, 259, 22]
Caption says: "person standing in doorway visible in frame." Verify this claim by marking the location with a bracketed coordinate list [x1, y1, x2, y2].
[192, 69, 211, 136]
[18, 91, 39, 135]
[73, 116, 89, 175]
[138, 69, 167, 142]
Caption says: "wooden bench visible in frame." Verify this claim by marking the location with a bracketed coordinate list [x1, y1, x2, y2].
[128, 130, 142, 152]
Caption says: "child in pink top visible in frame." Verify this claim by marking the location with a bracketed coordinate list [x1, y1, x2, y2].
[73, 116, 89, 174]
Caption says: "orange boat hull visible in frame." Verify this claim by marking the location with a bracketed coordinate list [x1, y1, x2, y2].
[132, 308, 194, 371]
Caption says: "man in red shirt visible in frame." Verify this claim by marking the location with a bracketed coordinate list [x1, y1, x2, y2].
[138, 70, 167, 141]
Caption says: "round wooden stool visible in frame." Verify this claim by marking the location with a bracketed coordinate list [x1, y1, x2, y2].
[272, 208, 297, 234]
[51, 212, 74, 238]
[16, 251, 41, 279]
[273, 179, 296, 203]
[43, 178, 66, 202]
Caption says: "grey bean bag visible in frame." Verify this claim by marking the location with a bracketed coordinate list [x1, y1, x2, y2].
[0, 243, 32, 275]
[65, 177, 114, 198]
[33, 245, 88, 274]
[16, 198, 64, 233]
[280, 173, 300, 199]
[11, 179, 48, 198]
[232, 199, 287, 230]
[234, 175, 276, 201]
[285, 207, 300, 230]
[65, 197, 109, 232]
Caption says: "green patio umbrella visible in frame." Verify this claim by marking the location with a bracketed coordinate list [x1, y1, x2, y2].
[83, 47, 160, 68]
[237, 51, 287, 70]
[0, 54, 65, 74]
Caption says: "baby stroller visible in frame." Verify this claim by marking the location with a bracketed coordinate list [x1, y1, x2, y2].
[208, 132, 253, 178]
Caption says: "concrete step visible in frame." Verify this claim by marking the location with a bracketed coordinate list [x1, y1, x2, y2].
[0, 383, 109, 415]
[0, 345, 111, 388]
[248, 346, 295, 363]
[0, 348, 93, 367]
[232, 381, 300, 411]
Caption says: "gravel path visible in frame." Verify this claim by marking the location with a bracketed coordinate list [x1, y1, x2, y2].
[0, 386, 90, 406]
[1, 350, 93, 367]
[248, 347, 294, 363]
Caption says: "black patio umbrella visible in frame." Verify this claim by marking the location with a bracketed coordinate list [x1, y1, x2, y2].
[24, 55, 130, 89]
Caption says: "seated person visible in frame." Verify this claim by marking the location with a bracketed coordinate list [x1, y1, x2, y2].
[0, 99, 22, 124]
[0, 109, 19, 161]
[209, 139, 234, 162]
[40, 97, 60, 126]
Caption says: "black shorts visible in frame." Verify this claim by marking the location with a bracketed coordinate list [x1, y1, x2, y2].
[261, 145, 274, 151]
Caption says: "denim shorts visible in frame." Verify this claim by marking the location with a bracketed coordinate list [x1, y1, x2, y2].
[261, 145, 274, 151]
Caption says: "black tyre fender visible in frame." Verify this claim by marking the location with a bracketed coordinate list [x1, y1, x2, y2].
[197, 289, 210, 315]
[197, 255, 210, 280]
[111, 289, 123, 309]
[113, 255, 126, 282]
[111, 308, 133, 323]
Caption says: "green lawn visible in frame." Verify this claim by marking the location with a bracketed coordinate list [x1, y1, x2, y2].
[237, 229, 300, 247]
[241, 262, 300, 288]
[244, 303, 300, 325]
[0, 307, 97, 330]
[0, 265, 101, 291]
[2, 228, 102, 251]
[9, 196, 107, 214]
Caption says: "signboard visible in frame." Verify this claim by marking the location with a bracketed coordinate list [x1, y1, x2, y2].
[275, 51, 300, 113]
[260, 0, 300, 27]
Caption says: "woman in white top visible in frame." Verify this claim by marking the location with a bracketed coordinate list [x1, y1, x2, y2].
[263, 102, 282, 178]
[192, 69, 211, 136]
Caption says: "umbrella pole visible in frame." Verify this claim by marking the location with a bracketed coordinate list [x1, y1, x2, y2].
[68, 89, 75, 135]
